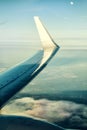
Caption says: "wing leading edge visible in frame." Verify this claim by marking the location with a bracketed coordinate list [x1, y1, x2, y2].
[0, 17, 60, 109]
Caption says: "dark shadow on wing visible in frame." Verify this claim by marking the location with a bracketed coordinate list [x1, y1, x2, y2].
[0, 115, 65, 130]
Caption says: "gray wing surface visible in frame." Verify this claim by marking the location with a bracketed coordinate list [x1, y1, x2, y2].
[0, 16, 60, 109]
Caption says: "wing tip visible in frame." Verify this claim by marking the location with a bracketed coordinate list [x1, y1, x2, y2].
[34, 16, 39, 21]
[34, 16, 60, 50]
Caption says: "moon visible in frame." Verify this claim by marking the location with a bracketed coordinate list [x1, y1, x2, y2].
[70, 1, 74, 5]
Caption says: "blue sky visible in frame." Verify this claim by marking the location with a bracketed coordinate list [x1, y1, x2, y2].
[0, 0, 87, 44]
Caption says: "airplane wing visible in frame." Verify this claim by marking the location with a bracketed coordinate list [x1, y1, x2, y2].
[0, 16, 60, 109]
[0, 115, 65, 130]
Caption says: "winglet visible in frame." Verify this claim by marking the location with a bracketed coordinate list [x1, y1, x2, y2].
[34, 16, 59, 49]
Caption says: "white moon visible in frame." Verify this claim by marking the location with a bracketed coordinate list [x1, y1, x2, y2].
[70, 1, 74, 5]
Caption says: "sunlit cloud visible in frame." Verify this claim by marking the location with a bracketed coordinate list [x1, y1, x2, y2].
[2, 97, 87, 129]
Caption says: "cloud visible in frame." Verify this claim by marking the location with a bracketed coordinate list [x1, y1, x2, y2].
[2, 97, 87, 129]
[40, 67, 78, 82]
[0, 21, 7, 26]
[0, 68, 7, 73]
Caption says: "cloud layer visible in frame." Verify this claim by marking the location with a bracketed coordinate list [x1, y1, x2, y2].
[2, 97, 87, 129]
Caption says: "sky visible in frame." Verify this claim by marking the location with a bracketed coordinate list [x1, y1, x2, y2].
[0, 0, 87, 45]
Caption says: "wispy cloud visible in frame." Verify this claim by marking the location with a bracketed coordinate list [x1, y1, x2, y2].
[18, 6, 47, 13]
[0, 21, 7, 26]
